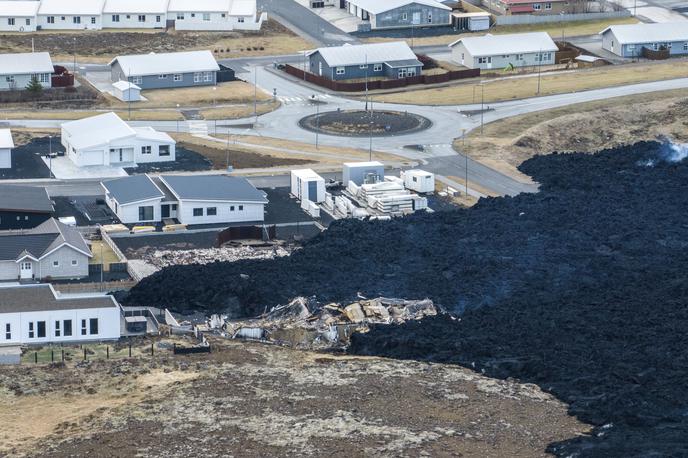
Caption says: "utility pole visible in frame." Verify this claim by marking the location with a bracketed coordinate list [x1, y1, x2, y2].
[226, 128, 230, 170]
[73, 37, 76, 74]
[364, 53, 369, 111]
[313, 94, 320, 149]
[536, 48, 542, 95]
[303, 50, 307, 80]
[100, 242, 104, 288]
[480, 84, 484, 135]
[127, 69, 132, 121]
[48, 135, 52, 179]
[368, 100, 373, 160]
[462, 129, 468, 196]
[253, 67, 258, 125]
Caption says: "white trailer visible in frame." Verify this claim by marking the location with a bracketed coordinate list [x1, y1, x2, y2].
[343, 161, 384, 186]
[402, 169, 435, 193]
[290, 169, 325, 203]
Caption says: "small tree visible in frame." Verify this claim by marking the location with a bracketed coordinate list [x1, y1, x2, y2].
[25, 75, 43, 96]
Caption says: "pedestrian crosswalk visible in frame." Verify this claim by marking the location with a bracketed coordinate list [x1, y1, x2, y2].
[277, 94, 332, 105]
[187, 120, 209, 136]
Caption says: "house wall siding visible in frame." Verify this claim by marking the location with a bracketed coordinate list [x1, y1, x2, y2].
[0, 260, 17, 280]
[110, 61, 217, 89]
[601, 30, 688, 57]
[105, 195, 162, 224]
[102, 12, 165, 28]
[38, 247, 89, 279]
[177, 200, 265, 225]
[369, 3, 451, 29]
[0, 72, 52, 91]
[308, 51, 421, 81]
[37, 14, 103, 30]
[0, 211, 52, 230]
[451, 42, 555, 69]
[0, 15, 37, 32]
[0, 148, 10, 168]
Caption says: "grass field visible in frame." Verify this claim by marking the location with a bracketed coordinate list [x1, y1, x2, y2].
[373, 60, 688, 105]
[112, 81, 271, 108]
[89, 240, 121, 271]
[363, 17, 638, 46]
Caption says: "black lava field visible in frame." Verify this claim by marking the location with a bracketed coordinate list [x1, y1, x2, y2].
[125, 141, 688, 455]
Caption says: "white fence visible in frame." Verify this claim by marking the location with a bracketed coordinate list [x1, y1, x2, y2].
[495, 10, 630, 25]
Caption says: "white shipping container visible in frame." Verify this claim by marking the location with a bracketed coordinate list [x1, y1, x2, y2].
[402, 169, 435, 193]
[290, 169, 325, 203]
[342, 161, 384, 186]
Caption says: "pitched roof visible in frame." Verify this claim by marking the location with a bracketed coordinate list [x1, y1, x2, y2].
[132, 127, 174, 144]
[0, 129, 14, 149]
[449, 32, 558, 56]
[0, 218, 91, 261]
[101, 174, 165, 205]
[0, 52, 53, 76]
[0, 284, 118, 313]
[167, 0, 230, 12]
[38, 0, 106, 15]
[103, 0, 169, 14]
[0, 1, 41, 17]
[346, 0, 450, 14]
[61, 112, 136, 150]
[0, 184, 53, 213]
[108, 50, 220, 77]
[310, 41, 421, 67]
[160, 175, 268, 203]
[229, 0, 255, 16]
[112, 80, 141, 91]
[600, 22, 688, 44]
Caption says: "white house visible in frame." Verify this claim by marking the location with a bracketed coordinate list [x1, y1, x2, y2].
[291, 169, 325, 203]
[167, 0, 265, 31]
[61, 112, 175, 167]
[0, 218, 92, 281]
[102, 0, 168, 29]
[0, 284, 121, 346]
[37, 0, 105, 30]
[449, 32, 558, 70]
[0, 1, 40, 32]
[600, 22, 688, 58]
[0, 129, 13, 169]
[101, 174, 268, 225]
[0, 52, 53, 91]
[112, 80, 141, 102]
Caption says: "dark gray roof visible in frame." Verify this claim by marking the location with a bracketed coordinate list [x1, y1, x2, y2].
[101, 175, 164, 205]
[0, 184, 53, 213]
[149, 176, 177, 202]
[161, 175, 268, 203]
[0, 218, 91, 261]
[384, 59, 424, 68]
[0, 284, 118, 313]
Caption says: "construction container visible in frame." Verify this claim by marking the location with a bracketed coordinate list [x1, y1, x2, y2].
[402, 169, 435, 193]
[343, 161, 384, 186]
[290, 169, 325, 203]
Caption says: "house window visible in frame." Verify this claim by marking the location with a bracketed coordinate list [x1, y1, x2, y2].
[141, 145, 152, 154]
[73, 16, 81, 24]
[26, 18, 30, 25]
[359, 64, 368, 69]
[221, 13, 226, 17]
[402, 12, 407, 20]
[38, 73, 49, 83]
[545, 2, 552, 8]
[516, 54, 524, 60]
[207, 207, 217, 216]
[37, 321, 46, 338]
[71, 259, 78, 266]
[89, 318, 98, 335]
[203, 13, 211, 21]
[64, 320, 72, 337]
[532, 3, 541, 9]
[53, 260, 59, 267]
[138, 206, 154, 221]
[60, 16, 65, 21]
[28, 322, 34, 338]
[112, 14, 119, 22]
[5, 323, 11, 340]
[126, 14, 130, 18]
[478, 57, 492, 64]
[684, 42, 688, 51]
[373, 63, 382, 71]
[7, 18, 15, 26]
[335, 67, 345, 75]
[194, 72, 202, 82]
[177, 13, 185, 20]
[6, 76, 14, 83]
[191, 13, 195, 17]
[230, 205, 235, 211]
[156, 15, 161, 22]
[204, 72, 213, 82]
[55, 321, 60, 337]
[81, 319, 87, 335]
[193, 208, 203, 216]
[138, 15, 146, 22]
[238, 205, 243, 211]
[427, 12, 432, 23]
[159, 145, 170, 156]
[91, 17, 96, 24]
[47, 16, 55, 23]
[159, 74, 168, 79]
[132, 76, 142, 84]
[174, 74, 182, 81]
[237, 17, 245, 22]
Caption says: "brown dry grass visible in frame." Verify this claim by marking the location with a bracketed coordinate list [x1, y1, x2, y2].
[454, 89, 688, 182]
[201, 102, 278, 120]
[374, 60, 688, 105]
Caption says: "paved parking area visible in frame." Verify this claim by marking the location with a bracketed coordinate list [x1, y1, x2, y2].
[609, 0, 688, 21]
[42, 156, 129, 179]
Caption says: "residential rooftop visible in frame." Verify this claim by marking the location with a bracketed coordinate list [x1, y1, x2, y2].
[61, 112, 136, 150]
[0, 52, 54, 76]
[449, 32, 558, 56]
[0, 184, 53, 213]
[160, 175, 268, 203]
[0, 1, 41, 16]
[309, 42, 421, 67]
[102, 175, 165, 205]
[0, 129, 14, 150]
[0, 284, 118, 313]
[0, 218, 91, 262]
[600, 22, 688, 44]
[108, 50, 220, 77]
[345, 0, 450, 14]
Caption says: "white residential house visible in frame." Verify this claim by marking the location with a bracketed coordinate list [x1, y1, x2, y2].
[0, 130, 13, 169]
[167, 0, 265, 31]
[61, 112, 175, 167]
[0, 284, 121, 346]
[449, 32, 558, 70]
[101, 174, 268, 225]
[0, 218, 92, 281]
[0, 52, 53, 91]
[37, 0, 105, 30]
[102, 0, 168, 29]
[0, 1, 40, 32]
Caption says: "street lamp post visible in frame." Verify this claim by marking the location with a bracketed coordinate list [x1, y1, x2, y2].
[253, 67, 258, 125]
[480, 84, 484, 135]
[73, 38, 76, 74]
[462, 129, 468, 196]
[313, 94, 320, 149]
[48, 135, 52, 179]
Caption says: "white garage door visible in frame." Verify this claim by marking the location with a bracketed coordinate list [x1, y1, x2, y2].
[81, 150, 104, 166]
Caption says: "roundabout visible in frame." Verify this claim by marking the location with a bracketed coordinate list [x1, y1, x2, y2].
[298, 109, 432, 137]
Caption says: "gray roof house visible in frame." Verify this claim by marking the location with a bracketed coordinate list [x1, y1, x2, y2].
[0, 129, 14, 170]
[600, 22, 688, 58]
[0, 52, 53, 91]
[308, 41, 423, 81]
[102, 174, 268, 225]
[0, 184, 54, 230]
[449, 32, 558, 69]
[343, 0, 451, 30]
[0, 218, 92, 281]
[108, 50, 220, 89]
